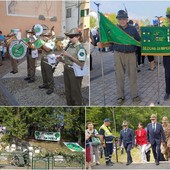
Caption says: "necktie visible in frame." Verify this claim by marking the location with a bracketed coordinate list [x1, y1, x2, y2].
[152, 123, 155, 132]
[124, 129, 127, 133]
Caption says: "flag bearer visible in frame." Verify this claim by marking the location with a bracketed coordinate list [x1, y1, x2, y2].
[114, 10, 141, 105]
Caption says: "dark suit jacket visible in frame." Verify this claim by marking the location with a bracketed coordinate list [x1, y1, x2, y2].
[147, 122, 166, 145]
[119, 128, 135, 147]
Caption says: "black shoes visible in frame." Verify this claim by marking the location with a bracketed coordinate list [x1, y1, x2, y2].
[126, 160, 132, 166]
[39, 85, 48, 89]
[132, 96, 141, 102]
[117, 97, 125, 105]
[24, 77, 35, 83]
[28, 80, 35, 83]
[10, 71, 18, 74]
[39, 85, 54, 95]
[46, 89, 54, 95]
[155, 160, 159, 165]
[24, 77, 30, 81]
[106, 161, 113, 166]
[164, 94, 170, 101]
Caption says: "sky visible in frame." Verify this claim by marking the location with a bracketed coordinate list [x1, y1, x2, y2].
[90, 1, 170, 22]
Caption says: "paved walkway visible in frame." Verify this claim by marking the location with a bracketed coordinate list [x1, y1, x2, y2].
[92, 161, 170, 169]
[90, 48, 169, 106]
[0, 50, 89, 106]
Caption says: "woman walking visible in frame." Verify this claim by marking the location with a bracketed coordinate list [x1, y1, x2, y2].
[135, 122, 147, 162]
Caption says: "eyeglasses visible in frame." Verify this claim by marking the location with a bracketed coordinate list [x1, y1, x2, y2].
[69, 36, 75, 39]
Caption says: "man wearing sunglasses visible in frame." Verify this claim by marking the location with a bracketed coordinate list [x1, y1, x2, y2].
[119, 121, 134, 166]
[147, 114, 166, 165]
[57, 28, 87, 106]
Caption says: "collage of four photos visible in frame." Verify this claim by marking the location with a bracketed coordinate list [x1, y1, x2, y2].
[0, 0, 170, 169]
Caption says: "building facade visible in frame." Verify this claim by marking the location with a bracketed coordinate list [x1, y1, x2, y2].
[0, 1, 89, 40]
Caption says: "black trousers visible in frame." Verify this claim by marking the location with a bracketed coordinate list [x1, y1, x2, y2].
[151, 142, 161, 162]
[163, 56, 170, 94]
[124, 143, 132, 163]
[104, 142, 113, 163]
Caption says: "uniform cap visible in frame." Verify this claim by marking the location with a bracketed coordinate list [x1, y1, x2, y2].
[116, 10, 128, 19]
[64, 28, 82, 38]
[104, 118, 112, 122]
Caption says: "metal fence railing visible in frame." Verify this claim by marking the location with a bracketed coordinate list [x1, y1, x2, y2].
[0, 152, 85, 169]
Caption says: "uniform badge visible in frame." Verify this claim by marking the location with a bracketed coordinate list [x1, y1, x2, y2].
[77, 48, 86, 61]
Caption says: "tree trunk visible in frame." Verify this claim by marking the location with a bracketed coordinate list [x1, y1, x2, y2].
[78, 130, 82, 145]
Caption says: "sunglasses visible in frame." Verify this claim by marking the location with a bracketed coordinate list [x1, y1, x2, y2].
[69, 35, 80, 39]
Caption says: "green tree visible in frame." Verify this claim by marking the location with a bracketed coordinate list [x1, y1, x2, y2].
[139, 18, 151, 26]
[90, 16, 98, 29]
[106, 13, 118, 25]
[0, 107, 85, 145]
[63, 107, 85, 145]
[86, 107, 170, 137]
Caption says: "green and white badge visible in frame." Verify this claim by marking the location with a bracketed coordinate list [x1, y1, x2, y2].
[77, 48, 86, 61]
[33, 24, 43, 36]
[9, 40, 27, 59]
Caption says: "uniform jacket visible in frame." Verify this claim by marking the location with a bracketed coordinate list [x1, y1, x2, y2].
[119, 128, 135, 147]
[147, 122, 166, 145]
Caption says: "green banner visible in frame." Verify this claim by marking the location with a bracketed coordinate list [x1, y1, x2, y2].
[35, 131, 60, 141]
[141, 27, 170, 56]
[99, 12, 140, 46]
[64, 142, 85, 152]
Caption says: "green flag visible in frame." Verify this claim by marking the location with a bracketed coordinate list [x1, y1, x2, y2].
[99, 12, 140, 46]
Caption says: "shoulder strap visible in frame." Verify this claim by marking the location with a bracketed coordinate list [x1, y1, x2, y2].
[106, 126, 112, 133]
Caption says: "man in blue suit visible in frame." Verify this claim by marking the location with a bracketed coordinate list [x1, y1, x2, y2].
[119, 121, 134, 165]
[147, 114, 166, 165]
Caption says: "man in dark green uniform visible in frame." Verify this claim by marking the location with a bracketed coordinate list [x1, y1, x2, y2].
[24, 31, 38, 83]
[39, 33, 56, 95]
[58, 28, 87, 106]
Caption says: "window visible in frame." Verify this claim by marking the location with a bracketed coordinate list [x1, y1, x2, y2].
[81, 9, 89, 17]
[66, 8, 71, 18]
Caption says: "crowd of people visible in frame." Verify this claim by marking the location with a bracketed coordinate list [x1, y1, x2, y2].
[86, 114, 170, 169]
[0, 27, 87, 106]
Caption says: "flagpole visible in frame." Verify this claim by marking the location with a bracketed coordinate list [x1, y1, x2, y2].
[155, 16, 162, 105]
[94, 2, 106, 106]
